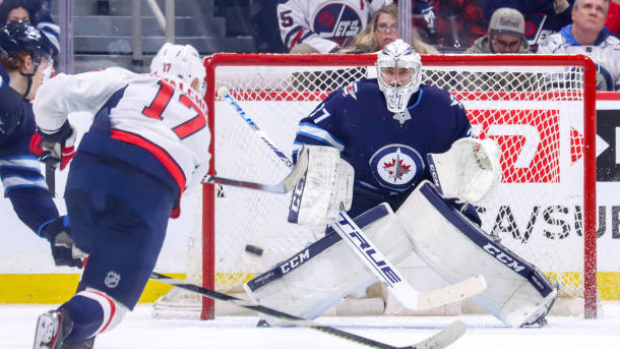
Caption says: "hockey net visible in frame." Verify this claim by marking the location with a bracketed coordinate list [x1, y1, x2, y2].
[155, 54, 597, 320]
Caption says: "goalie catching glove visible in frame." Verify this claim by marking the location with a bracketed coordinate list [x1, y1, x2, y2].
[29, 120, 77, 170]
[428, 138, 501, 204]
[288, 145, 354, 226]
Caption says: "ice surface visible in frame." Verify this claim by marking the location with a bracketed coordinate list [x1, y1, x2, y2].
[2, 302, 619, 349]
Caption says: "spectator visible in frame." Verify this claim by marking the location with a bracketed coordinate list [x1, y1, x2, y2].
[537, 0, 620, 91]
[277, 0, 393, 54]
[0, 1, 29, 23]
[415, 0, 487, 51]
[340, 4, 439, 54]
[465, 7, 531, 53]
[483, 0, 575, 50]
[606, 0, 620, 36]
[251, 0, 288, 53]
[0, 0, 59, 54]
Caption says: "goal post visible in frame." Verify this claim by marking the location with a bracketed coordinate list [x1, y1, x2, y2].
[193, 54, 598, 320]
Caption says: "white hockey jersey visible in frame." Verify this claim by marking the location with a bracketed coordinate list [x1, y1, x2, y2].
[33, 67, 211, 195]
[537, 25, 620, 91]
[277, 0, 393, 53]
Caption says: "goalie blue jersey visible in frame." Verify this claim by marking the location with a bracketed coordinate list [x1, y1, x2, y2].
[293, 79, 472, 216]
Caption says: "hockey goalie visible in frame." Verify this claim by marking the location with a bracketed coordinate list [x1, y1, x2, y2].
[243, 40, 558, 328]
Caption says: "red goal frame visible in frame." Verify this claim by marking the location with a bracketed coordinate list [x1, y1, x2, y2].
[201, 54, 598, 320]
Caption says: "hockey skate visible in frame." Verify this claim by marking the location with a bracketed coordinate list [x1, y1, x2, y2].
[33, 309, 69, 349]
[520, 283, 560, 328]
[33, 308, 95, 349]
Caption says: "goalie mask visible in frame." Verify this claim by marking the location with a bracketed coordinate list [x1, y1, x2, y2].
[150, 43, 206, 97]
[376, 39, 422, 113]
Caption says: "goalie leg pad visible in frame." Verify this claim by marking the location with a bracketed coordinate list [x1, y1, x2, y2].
[397, 181, 557, 327]
[245, 203, 413, 321]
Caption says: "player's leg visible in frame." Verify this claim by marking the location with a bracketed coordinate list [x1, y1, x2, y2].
[33, 153, 177, 349]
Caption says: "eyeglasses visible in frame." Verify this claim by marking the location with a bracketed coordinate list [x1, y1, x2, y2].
[491, 37, 521, 50]
[376, 24, 398, 33]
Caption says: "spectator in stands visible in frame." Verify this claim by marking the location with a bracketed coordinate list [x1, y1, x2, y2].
[251, 0, 288, 53]
[0, 0, 59, 54]
[606, 0, 620, 36]
[483, 0, 575, 50]
[414, 0, 487, 51]
[465, 7, 531, 53]
[537, 0, 620, 91]
[0, 1, 30, 23]
[340, 4, 439, 54]
[277, 0, 393, 54]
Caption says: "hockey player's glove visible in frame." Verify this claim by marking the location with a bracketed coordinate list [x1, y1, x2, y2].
[29, 120, 76, 170]
[39, 216, 87, 268]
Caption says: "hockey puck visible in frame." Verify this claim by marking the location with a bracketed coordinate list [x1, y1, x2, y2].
[245, 244, 264, 256]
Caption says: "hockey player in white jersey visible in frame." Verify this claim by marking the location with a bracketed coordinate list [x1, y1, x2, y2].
[30, 43, 209, 349]
[278, 0, 393, 53]
[537, 0, 620, 90]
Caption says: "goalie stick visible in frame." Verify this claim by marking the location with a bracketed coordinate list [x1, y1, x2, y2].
[220, 87, 487, 310]
[331, 210, 487, 310]
[151, 272, 466, 349]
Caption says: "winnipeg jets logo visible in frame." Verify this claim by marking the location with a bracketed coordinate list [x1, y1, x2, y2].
[369, 144, 425, 192]
[342, 82, 358, 100]
[25, 26, 41, 40]
[383, 153, 411, 182]
[313, 4, 362, 46]
[449, 94, 464, 109]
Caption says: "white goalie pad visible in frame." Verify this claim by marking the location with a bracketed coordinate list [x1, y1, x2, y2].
[288, 145, 354, 226]
[396, 181, 557, 327]
[246, 203, 412, 321]
[428, 138, 501, 204]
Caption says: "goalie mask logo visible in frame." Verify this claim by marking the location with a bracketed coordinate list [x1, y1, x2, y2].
[369, 144, 424, 191]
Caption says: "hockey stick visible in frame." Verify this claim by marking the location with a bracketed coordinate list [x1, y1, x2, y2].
[220, 88, 487, 310]
[201, 145, 309, 194]
[332, 210, 487, 310]
[151, 272, 466, 349]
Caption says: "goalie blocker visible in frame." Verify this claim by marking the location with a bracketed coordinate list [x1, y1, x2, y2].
[244, 180, 557, 327]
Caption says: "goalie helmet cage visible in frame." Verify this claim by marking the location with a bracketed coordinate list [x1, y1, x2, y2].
[196, 54, 597, 320]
